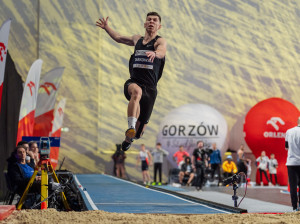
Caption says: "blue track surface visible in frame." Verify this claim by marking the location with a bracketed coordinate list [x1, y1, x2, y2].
[74, 174, 229, 214]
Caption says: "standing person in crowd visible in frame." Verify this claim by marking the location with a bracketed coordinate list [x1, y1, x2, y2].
[285, 117, 300, 211]
[222, 155, 238, 179]
[112, 145, 127, 179]
[237, 144, 247, 173]
[179, 157, 194, 186]
[136, 144, 152, 185]
[269, 153, 278, 186]
[256, 151, 271, 186]
[29, 141, 39, 165]
[151, 142, 169, 185]
[96, 12, 167, 152]
[192, 141, 210, 191]
[173, 145, 189, 167]
[209, 143, 222, 186]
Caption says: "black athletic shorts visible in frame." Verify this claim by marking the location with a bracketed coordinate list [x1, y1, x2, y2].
[124, 79, 157, 124]
[141, 160, 149, 171]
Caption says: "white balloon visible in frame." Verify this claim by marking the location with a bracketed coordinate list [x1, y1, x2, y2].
[156, 104, 228, 166]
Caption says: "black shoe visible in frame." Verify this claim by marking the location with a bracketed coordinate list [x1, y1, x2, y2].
[121, 140, 131, 151]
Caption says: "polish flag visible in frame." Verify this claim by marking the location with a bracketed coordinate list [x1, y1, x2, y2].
[50, 98, 66, 169]
[16, 59, 43, 144]
[33, 67, 64, 137]
[0, 19, 11, 112]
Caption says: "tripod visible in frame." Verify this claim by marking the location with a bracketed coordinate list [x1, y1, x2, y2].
[17, 157, 70, 210]
[232, 182, 239, 207]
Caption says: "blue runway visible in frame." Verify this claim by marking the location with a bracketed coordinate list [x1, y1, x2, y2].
[74, 174, 230, 214]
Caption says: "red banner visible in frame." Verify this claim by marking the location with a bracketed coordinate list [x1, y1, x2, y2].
[244, 97, 300, 185]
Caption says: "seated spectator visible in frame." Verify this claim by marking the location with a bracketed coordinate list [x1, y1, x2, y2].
[178, 155, 187, 170]
[29, 141, 40, 165]
[173, 145, 189, 168]
[8, 145, 41, 196]
[179, 157, 194, 186]
[16, 140, 35, 165]
[222, 155, 238, 179]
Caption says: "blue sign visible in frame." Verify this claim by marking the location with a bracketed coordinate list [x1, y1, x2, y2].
[21, 136, 61, 147]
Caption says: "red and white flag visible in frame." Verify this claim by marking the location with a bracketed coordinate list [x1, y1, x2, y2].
[0, 19, 12, 112]
[50, 98, 66, 169]
[16, 59, 43, 144]
[33, 67, 64, 137]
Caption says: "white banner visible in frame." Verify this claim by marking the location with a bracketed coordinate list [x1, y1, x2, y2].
[35, 67, 64, 117]
[0, 19, 12, 112]
[51, 98, 67, 136]
[19, 59, 43, 120]
[0, 19, 11, 85]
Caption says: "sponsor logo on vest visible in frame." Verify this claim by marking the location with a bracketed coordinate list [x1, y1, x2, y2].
[0, 42, 7, 62]
[264, 117, 286, 138]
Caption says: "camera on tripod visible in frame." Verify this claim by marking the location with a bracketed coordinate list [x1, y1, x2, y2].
[223, 173, 241, 186]
[39, 137, 51, 159]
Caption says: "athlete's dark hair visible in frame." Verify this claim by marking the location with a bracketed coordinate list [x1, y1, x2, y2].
[147, 12, 161, 22]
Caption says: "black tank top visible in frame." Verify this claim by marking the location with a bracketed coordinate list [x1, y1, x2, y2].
[129, 36, 165, 87]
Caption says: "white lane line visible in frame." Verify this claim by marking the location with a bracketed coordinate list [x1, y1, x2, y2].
[74, 175, 98, 210]
[105, 174, 230, 214]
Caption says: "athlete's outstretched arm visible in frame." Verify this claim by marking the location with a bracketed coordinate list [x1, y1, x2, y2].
[96, 16, 140, 46]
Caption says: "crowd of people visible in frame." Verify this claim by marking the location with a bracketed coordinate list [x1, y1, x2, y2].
[5, 141, 42, 206]
[113, 141, 283, 191]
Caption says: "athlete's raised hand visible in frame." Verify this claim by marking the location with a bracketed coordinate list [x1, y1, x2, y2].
[146, 51, 156, 62]
[96, 16, 109, 29]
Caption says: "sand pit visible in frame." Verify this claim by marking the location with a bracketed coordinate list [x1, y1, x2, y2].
[1, 209, 300, 224]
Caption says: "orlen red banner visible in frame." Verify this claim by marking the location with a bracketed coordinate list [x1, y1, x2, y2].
[243, 97, 300, 186]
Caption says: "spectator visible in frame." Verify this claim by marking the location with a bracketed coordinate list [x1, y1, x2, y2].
[237, 145, 247, 172]
[17, 141, 34, 165]
[269, 153, 278, 186]
[256, 151, 271, 186]
[112, 145, 126, 179]
[222, 155, 237, 179]
[136, 144, 152, 185]
[173, 145, 189, 167]
[179, 157, 194, 186]
[192, 141, 209, 190]
[178, 155, 187, 170]
[151, 142, 169, 185]
[209, 143, 222, 186]
[29, 141, 39, 165]
[8, 146, 41, 196]
[285, 117, 300, 211]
